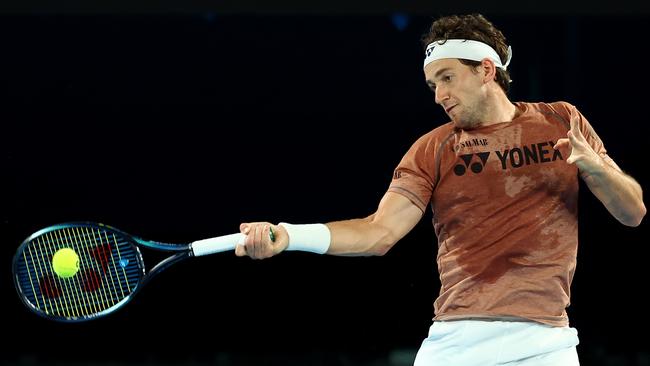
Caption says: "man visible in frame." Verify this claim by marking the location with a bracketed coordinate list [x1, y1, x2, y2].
[235, 14, 645, 365]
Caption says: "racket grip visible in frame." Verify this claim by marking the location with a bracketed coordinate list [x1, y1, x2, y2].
[190, 233, 245, 256]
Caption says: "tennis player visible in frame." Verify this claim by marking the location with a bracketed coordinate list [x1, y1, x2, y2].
[237, 14, 646, 365]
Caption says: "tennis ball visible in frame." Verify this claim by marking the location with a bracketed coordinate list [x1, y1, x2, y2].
[52, 248, 80, 278]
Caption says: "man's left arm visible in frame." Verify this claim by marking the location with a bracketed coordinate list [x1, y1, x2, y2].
[553, 115, 646, 227]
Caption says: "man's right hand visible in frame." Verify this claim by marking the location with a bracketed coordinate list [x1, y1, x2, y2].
[236, 222, 289, 259]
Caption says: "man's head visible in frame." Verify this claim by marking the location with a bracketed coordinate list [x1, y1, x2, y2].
[421, 14, 512, 128]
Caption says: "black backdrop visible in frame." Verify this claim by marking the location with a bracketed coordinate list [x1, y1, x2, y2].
[2, 13, 649, 366]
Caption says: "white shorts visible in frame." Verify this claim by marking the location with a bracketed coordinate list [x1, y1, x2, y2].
[413, 319, 580, 366]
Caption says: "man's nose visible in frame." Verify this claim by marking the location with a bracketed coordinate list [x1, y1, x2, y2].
[434, 86, 448, 105]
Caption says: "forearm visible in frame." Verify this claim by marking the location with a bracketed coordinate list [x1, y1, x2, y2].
[237, 192, 423, 259]
[326, 215, 397, 257]
[581, 159, 646, 226]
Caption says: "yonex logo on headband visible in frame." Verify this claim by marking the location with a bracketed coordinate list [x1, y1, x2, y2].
[423, 39, 512, 70]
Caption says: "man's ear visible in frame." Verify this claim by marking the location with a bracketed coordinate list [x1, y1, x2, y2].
[480, 58, 497, 84]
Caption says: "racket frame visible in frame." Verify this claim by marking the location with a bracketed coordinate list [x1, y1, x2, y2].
[13, 222, 193, 322]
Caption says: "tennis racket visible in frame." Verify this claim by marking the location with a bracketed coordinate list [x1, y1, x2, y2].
[13, 222, 268, 322]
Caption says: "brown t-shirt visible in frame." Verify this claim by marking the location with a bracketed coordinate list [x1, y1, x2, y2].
[388, 101, 611, 327]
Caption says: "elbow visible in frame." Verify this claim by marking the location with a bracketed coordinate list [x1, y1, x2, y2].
[621, 203, 646, 227]
[368, 243, 393, 256]
[631, 206, 646, 227]
[361, 216, 402, 256]
[367, 234, 398, 256]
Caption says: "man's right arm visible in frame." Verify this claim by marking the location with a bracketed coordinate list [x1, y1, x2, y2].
[326, 192, 424, 256]
[237, 192, 424, 259]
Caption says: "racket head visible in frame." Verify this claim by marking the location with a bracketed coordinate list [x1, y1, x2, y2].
[13, 222, 145, 322]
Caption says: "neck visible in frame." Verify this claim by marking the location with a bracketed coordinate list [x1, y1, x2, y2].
[480, 90, 517, 127]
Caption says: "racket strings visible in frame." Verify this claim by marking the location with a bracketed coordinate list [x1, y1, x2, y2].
[66, 227, 108, 316]
[23, 229, 98, 316]
[66, 226, 136, 315]
[85, 227, 132, 313]
[54, 229, 93, 317]
[43, 232, 76, 317]
[15, 226, 142, 319]
[76, 227, 114, 314]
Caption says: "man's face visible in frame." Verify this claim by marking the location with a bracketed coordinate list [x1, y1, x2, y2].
[424, 58, 488, 129]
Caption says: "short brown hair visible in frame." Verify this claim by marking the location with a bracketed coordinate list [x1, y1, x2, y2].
[422, 14, 512, 93]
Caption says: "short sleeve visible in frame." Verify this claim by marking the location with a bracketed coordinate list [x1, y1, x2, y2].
[387, 134, 437, 212]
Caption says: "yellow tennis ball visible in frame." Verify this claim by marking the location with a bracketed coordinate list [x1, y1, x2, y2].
[52, 248, 80, 278]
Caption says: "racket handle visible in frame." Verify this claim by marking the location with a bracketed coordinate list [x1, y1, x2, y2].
[190, 233, 245, 256]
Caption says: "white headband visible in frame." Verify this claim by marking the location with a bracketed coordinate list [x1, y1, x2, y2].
[423, 39, 512, 70]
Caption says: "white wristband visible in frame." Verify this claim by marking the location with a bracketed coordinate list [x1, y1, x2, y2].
[279, 222, 331, 254]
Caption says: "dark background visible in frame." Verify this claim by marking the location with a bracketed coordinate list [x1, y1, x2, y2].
[2, 2, 649, 365]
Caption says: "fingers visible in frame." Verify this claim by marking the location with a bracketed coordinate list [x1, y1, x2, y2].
[252, 224, 264, 258]
[237, 222, 276, 259]
[569, 113, 579, 131]
[569, 114, 582, 135]
[553, 138, 574, 165]
[564, 132, 581, 165]
[235, 243, 247, 257]
[558, 117, 596, 168]
[553, 138, 569, 150]
[566, 130, 589, 155]
[235, 223, 250, 257]
[568, 114, 586, 142]
[567, 130, 578, 143]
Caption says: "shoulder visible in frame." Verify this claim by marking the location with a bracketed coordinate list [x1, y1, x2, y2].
[413, 121, 456, 148]
[400, 122, 456, 163]
[521, 101, 580, 116]
[517, 101, 581, 128]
